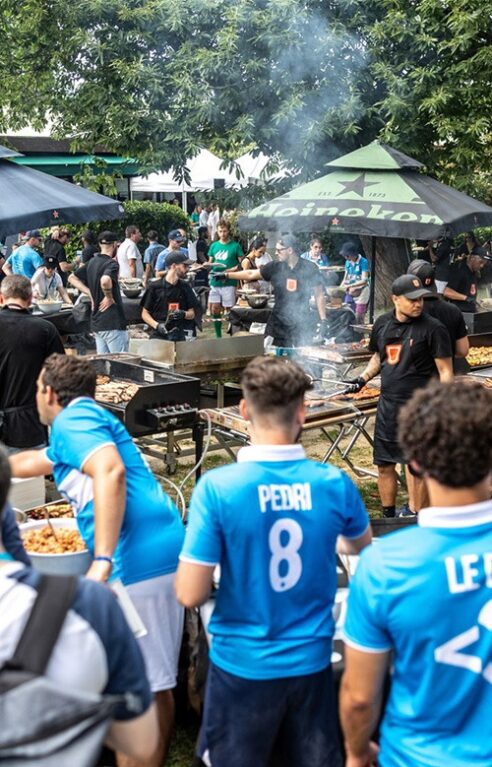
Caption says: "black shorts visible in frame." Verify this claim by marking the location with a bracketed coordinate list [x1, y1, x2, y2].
[197, 661, 342, 767]
[373, 396, 406, 467]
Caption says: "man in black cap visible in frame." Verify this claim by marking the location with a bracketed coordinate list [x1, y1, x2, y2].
[31, 256, 71, 304]
[347, 275, 453, 517]
[70, 231, 129, 354]
[407, 259, 469, 369]
[214, 234, 327, 347]
[444, 250, 488, 312]
[141, 251, 201, 340]
[154, 230, 188, 277]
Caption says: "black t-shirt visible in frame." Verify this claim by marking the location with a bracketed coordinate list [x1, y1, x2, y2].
[259, 258, 324, 344]
[140, 278, 200, 332]
[0, 307, 65, 447]
[44, 237, 68, 286]
[423, 296, 467, 351]
[81, 244, 98, 264]
[369, 310, 452, 402]
[432, 238, 453, 282]
[75, 255, 127, 331]
[446, 261, 478, 312]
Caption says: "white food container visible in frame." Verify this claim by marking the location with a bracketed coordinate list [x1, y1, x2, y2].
[20, 519, 92, 576]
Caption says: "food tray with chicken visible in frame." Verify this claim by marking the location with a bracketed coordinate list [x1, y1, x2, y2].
[95, 374, 139, 404]
[466, 347, 492, 369]
[26, 500, 74, 520]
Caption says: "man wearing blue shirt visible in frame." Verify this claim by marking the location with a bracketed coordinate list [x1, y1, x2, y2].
[339, 241, 370, 322]
[176, 356, 372, 767]
[155, 229, 188, 276]
[143, 229, 165, 283]
[2, 230, 43, 279]
[341, 379, 492, 767]
[10, 353, 185, 767]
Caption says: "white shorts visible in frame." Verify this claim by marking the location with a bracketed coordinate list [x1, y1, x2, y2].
[126, 572, 184, 692]
[208, 285, 236, 307]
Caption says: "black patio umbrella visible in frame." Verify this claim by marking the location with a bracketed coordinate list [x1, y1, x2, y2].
[0, 145, 124, 240]
[239, 141, 492, 319]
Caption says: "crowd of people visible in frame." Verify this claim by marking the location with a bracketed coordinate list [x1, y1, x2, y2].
[1, 213, 492, 766]
[1, 350, 491, 766]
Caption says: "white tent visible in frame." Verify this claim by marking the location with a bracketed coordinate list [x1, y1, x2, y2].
[130, 148, 238, 196]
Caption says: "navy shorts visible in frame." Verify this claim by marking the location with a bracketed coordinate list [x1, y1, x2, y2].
[197, 662, 342, 767]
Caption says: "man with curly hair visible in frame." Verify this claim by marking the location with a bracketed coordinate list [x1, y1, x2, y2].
[340, 379, 492, 767]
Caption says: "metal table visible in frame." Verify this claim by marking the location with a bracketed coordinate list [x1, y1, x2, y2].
[201, 395, 379, 478]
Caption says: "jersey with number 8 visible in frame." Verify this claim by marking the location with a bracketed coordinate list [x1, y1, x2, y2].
[180, 445, 369, 680]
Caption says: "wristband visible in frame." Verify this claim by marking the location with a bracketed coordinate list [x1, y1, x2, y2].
[94, 556, 113, 566]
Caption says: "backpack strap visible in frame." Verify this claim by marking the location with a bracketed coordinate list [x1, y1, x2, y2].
[8, 574, 77, 675]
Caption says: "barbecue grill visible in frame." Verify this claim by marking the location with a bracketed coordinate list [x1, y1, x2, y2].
[87, 356, 201, 437]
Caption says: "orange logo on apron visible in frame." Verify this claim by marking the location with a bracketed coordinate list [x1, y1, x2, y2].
[386, 344, 403, 365]
[286, 278, 297, 292]
[470, 285, 477, 296]
[168, 303, 180, 311]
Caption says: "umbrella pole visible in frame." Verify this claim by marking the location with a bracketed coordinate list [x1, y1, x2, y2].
[369, 237, 376, 323]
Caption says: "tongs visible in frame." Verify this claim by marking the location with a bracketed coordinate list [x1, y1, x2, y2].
[44, 508, 59, 542]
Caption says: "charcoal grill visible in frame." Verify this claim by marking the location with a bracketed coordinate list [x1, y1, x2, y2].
[87, 356, 201, 437]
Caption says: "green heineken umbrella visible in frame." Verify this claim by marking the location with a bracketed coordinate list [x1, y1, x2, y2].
[239, 141, 492, 240]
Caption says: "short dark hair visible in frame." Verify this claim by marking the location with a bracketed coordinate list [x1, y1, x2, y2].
[1, 274, 32, 301]
[250, 236, 267, 250]
[198, 226, 208, 238]
[81, 230, 95, 244]
[241, 356, 312, 425]
[125, 225, 140, 237]
[146, 230, 159, 241]
[42, 354, 96, 408]
[398, 380, 492, 487]
[0, 444, 11, 516]
[278, 234, 298, 252]
[310, 237, 322, 246]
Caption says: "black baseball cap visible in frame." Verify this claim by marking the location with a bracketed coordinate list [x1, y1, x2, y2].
[26, 229, 42, 239]
[165, 251, 194, 267]
[392, 274, 433, 299]
[43, 256, 58, 269]
[407, 259, 435, 289]
[98, 230, 119, 244]
[168, 229, 186, 243]
[340, 241, 359, 257]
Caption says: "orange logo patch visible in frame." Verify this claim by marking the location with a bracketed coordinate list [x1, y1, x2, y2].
[286, 278, 297, 292]
[412, 279, 419, 288]
[470, 285, 476, 296]
[168, 303, 180, 311]
[386, 344, 402, 365]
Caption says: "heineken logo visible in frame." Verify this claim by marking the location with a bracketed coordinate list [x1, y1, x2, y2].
[249, 202, 443, 226]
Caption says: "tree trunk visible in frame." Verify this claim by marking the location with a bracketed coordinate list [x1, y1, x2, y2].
[360, 237, 413, 313]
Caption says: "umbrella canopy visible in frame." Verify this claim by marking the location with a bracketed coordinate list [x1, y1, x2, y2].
[239, 141, 492, 239]
[0, 147, 124, 240]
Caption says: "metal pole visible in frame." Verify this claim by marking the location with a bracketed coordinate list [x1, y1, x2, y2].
[369, 237, 376, 323]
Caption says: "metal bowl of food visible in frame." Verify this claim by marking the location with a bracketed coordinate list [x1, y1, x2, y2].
[20, 518, 92, 575]
[122, 287, 142, 298]
[246, 294, 268, 309]
[36, 300, 63, 314]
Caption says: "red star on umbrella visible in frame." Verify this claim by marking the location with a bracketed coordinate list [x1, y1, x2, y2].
[52, 210, 60, 218]
[331, 217, 339, 226]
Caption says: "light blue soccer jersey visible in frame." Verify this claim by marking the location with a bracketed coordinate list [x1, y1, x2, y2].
[180, 444, 369, 679]
[344, 255, 369, 284]
[47, 397, 184, 585]
[343, 501, 492, 767]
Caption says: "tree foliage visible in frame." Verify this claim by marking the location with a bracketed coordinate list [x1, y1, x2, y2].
[0, 0, 491, 199]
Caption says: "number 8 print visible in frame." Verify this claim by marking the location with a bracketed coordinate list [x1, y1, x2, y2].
[268, 519, 303, 592]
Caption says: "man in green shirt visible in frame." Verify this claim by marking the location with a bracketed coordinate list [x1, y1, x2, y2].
[207, 219, 244, 337]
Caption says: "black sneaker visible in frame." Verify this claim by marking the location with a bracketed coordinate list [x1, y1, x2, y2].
[382, 506, 396, 519]
[398, 504, 417, 518]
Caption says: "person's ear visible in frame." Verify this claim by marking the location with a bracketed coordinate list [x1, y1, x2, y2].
[239, 398, 249, 421]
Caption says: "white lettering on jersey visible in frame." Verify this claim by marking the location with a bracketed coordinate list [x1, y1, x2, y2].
[434, 599, 492, 683]
[268, 518, 303, 592]
[445, 554, 481, 593]
[258, 483, 312, 513]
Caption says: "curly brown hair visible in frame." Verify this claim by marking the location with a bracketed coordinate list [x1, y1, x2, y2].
[240, 356, 312, 425]
[398, 379, 492, 487]
[42, 354, 96, 407]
